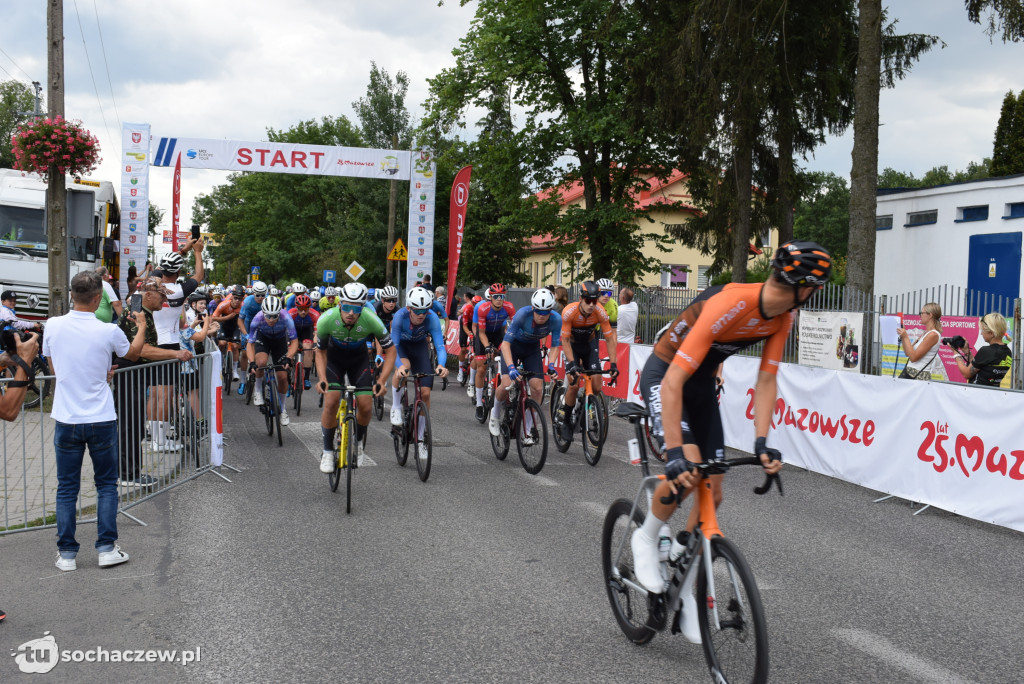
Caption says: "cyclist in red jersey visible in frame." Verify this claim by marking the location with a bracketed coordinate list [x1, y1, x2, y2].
[457, 295, 478, 384]
[556, 281, 619, 441]
[630, 240, 832, 643]
[211, 286, 245, 380]
[288, 294, 320, 389]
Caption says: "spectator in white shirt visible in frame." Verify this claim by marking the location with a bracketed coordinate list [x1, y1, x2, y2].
[43, 271, 147, 572]
[616, 288, 639, 343]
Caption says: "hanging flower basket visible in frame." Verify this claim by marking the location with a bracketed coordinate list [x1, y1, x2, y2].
[10, 115, 101, 182]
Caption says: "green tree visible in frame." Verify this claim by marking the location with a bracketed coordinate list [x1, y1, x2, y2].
[0, 80, 36, 168]
[966, 0, 1024, 42]
[147, 203, 164, 237]
[991, 90, 1018, 175]
[424, 0, 675, 284]
[793, 172, 850, 258]
[877, 161, 992, 189]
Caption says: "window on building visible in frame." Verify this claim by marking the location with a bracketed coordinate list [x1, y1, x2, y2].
[556, 261, 564, 285]
[541, 262, 549, 284]
[660, 264, 689, 288]
[697, 265, 711, 290]
[956, 205, 989, 222]
[876, 215, 893, 230]
[1005, 202, 1024, 219]
[905, 210, 937, 227]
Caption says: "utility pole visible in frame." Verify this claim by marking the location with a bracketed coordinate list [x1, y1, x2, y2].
[385, 133, 398, 286]
[15, 82, 44, 120]
[46, 0, 68, 317]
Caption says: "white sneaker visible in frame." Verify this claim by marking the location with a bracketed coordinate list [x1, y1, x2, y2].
[279, 410, 290, 426]
[466, 384, 474, 399]
[679, 593, 702, 644]
[488, 413, 501, 437]
[320, 449, 335, 473]
[97, 545, 129, 568]
[417, 443, 429, 462]
[253, 391, 264, 406]
[232, 370, 240, 380]
[457, 369, 464, 383]
[390, 406, 403, 427]
[521, 433, 536, 447]
[55, 555, 76, 572]
[630, 528, 665, 593]
[357, 443, 366, 467]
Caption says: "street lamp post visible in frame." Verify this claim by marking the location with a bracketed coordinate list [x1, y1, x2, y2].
[573, 250, 584, 287]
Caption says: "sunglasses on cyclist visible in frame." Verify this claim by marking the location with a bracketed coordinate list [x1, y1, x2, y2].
[583, 297, 599, 304]
[340, 304, 362, 314]
[383, 298, 397, 304]
[534, 310, 551, 317]
[410, 307, 431, 315]
[601, 290, 613, 297]
[254, 294, 265, 298]
[491, 295, 505, 301]
[265, 314, 279, 321]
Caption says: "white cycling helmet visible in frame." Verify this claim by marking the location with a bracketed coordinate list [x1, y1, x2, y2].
[261, 295, 283, 315]
[269, 286, 281, 297]
[159, 251, 185, 274]
[379, 284, 399, 301]
[340, 282, 368, 305]
[212, 286, 224, 296]
[323, 286, 337, 297]
[293, 283, 306, 294]
[483, 287, 492, 301]
[531, 288, 556, 311]
[406, 287, 432, 310]
[596, 278, 614, 291]
[251, 281, 268, 296]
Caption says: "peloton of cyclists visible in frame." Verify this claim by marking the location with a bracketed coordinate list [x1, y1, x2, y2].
[287, 293, 320, 390]
[247, 295, 298, 425]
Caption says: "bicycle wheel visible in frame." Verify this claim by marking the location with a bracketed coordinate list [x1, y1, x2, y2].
[516, 399, 548, 475]
[413, 400, 432, 482]
[293, 363, 303, 415]
[344, 414, 357, 514]
[263, 384, 274, 436]
[643, 415, 665, 462]
[601, 498, 655, 645]
[582, 393, 606, 466]
[551, 388, 572, 454]
[548, 380, 564, 428]
[270, 385, 283, 446]
[393, 402, 409, 467]
[697, 537, 769, 684]
[330, 418, 347, 493]
[490, 412, 510, 461]
[374, 395, 384, 421]
[245, 370, 256, 406]
[222, 353, 233, 396]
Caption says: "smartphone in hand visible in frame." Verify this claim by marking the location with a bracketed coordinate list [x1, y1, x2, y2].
[191, 224, 201, 241]
[130, 293, 143, 313]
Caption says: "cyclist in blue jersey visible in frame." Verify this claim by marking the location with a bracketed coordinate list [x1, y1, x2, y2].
[389, 288, 449, 460]
[239, 280, 268, 368]
[284, 282, 305, 310]
[471, 283, 516, 421]
[249, 295, 298, 425]
[488, 289, 562, 437]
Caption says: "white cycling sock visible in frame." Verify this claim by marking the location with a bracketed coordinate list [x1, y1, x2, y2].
[476, 387, 484, 405]
[469, 368, 476, 384]
[256, 376, 264, 394]
[492, 399, 504, 418]
[639, 510, 666, 543]
[524, 409, 534, 432]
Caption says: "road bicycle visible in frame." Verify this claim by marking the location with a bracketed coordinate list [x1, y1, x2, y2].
[476, 348, 501, 423]
[220, 340, 235, 396]
[291, 349, 305, 416]
[489, 368, 549, 474]
[0, 348, 50, 410]
[328, 384, 371, 514]
[257, 362, 286, 447]
[601, 402, 781, 684]
[391, 372, 436, 482]
[551, 365, 613, 465]
[367, 346, 385, 421]
[427, 335, 448, 391]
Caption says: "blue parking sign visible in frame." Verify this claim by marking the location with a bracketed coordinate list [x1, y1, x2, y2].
[323, 270, 336, 283]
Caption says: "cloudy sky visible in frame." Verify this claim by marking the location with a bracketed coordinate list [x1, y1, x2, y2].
[2, 0, 1022, 260]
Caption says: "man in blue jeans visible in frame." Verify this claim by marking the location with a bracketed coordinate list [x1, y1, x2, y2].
[43, 271, 148, 571]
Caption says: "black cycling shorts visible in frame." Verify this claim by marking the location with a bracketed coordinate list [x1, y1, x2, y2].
[150, 344, 181, 388]
[293, 324, 315, 343]
[325, 343, 373, 395]
[398, 340, 435, 389]
[639, 354, 724, 462]
[474, 328, 505, 357]
[459, 326, 469, 349]
[253, 336, 290, 367]
[215, 326, 240, 343]
[500, 339, 543, 377]
[569, 339, 601, 372]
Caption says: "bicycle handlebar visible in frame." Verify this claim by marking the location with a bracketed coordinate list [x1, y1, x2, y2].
[657, 456, 783, 505]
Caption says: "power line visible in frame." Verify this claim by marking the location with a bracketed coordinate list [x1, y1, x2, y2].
[92, 0, 121, 134]
[72, 0, 114, 156]
[0, 45, 35, 83]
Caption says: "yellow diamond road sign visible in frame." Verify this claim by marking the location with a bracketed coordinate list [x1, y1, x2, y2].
[387, 239, 408, 261]
[345, 261, 365, 281]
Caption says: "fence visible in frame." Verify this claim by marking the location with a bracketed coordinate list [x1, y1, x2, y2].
[1, 350, 232, 536]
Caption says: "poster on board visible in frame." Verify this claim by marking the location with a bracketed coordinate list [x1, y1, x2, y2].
[797, 311, 864, 372]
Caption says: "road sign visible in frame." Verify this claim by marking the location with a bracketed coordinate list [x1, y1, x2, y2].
[345, 261, 365, 281]
[387, 239, 408, 261]
[251, 266, 260, 274]
[323, 269, 336, 283]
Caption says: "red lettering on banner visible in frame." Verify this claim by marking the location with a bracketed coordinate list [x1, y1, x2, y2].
[270, 150, 287, 166]
[632, 370, 641, 397]
[763, 394, 874, 447]
[291, 151, 307, 168]
[257, 149, 271, 165]
[916, 421, 1024, 482]
[237, 148, 252, 165]
[311, 152, 325, 168]
[745, 390, 756, 420]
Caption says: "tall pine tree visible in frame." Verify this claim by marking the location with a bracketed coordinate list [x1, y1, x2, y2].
[991, 90, 1018, 176]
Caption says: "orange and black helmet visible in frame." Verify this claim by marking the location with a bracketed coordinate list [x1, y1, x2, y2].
[771, 241, 832, 287]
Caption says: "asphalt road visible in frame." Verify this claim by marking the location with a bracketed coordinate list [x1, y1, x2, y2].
[2, 379, 1022, 683]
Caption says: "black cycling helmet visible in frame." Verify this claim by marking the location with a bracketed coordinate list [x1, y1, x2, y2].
[771, 241, 832, 287]
[187, 291, 208, 304]
[579, 281, 601, 300]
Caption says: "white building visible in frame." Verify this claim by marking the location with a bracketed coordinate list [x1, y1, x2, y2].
[874, 174, 1024, 307]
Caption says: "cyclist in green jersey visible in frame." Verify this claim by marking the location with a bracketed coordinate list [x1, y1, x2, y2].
[314, 283, 396, 473]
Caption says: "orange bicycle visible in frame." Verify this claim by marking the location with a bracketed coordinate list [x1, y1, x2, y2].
[602, 402, 781, 684]
[551, 364, 613, 465]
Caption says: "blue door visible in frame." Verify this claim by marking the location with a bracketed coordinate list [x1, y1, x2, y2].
[967, 232, 1021, 316]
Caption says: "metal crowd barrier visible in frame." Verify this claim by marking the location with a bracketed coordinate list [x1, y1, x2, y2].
[1, 351, 231, 536]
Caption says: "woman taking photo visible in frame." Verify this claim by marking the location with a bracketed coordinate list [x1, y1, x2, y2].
[953, 312, 1011, 386]
[896, 302, 942, 380]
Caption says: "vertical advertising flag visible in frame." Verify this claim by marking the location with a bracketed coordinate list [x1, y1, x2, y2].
[446, 165, 472, 314]
[119, 123, 150, 296]
[172, 152, 182, 250]
[406, 150, 437, 287]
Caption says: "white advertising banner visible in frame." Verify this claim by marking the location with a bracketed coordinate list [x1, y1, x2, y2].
[406, 150, 437, 286]
[119, 123, 150, 296]
[720, 356, 1024, 532]
[798, 311, 863, 372]
[209, 346, 224, 467]
[150, 136, 412, 181]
